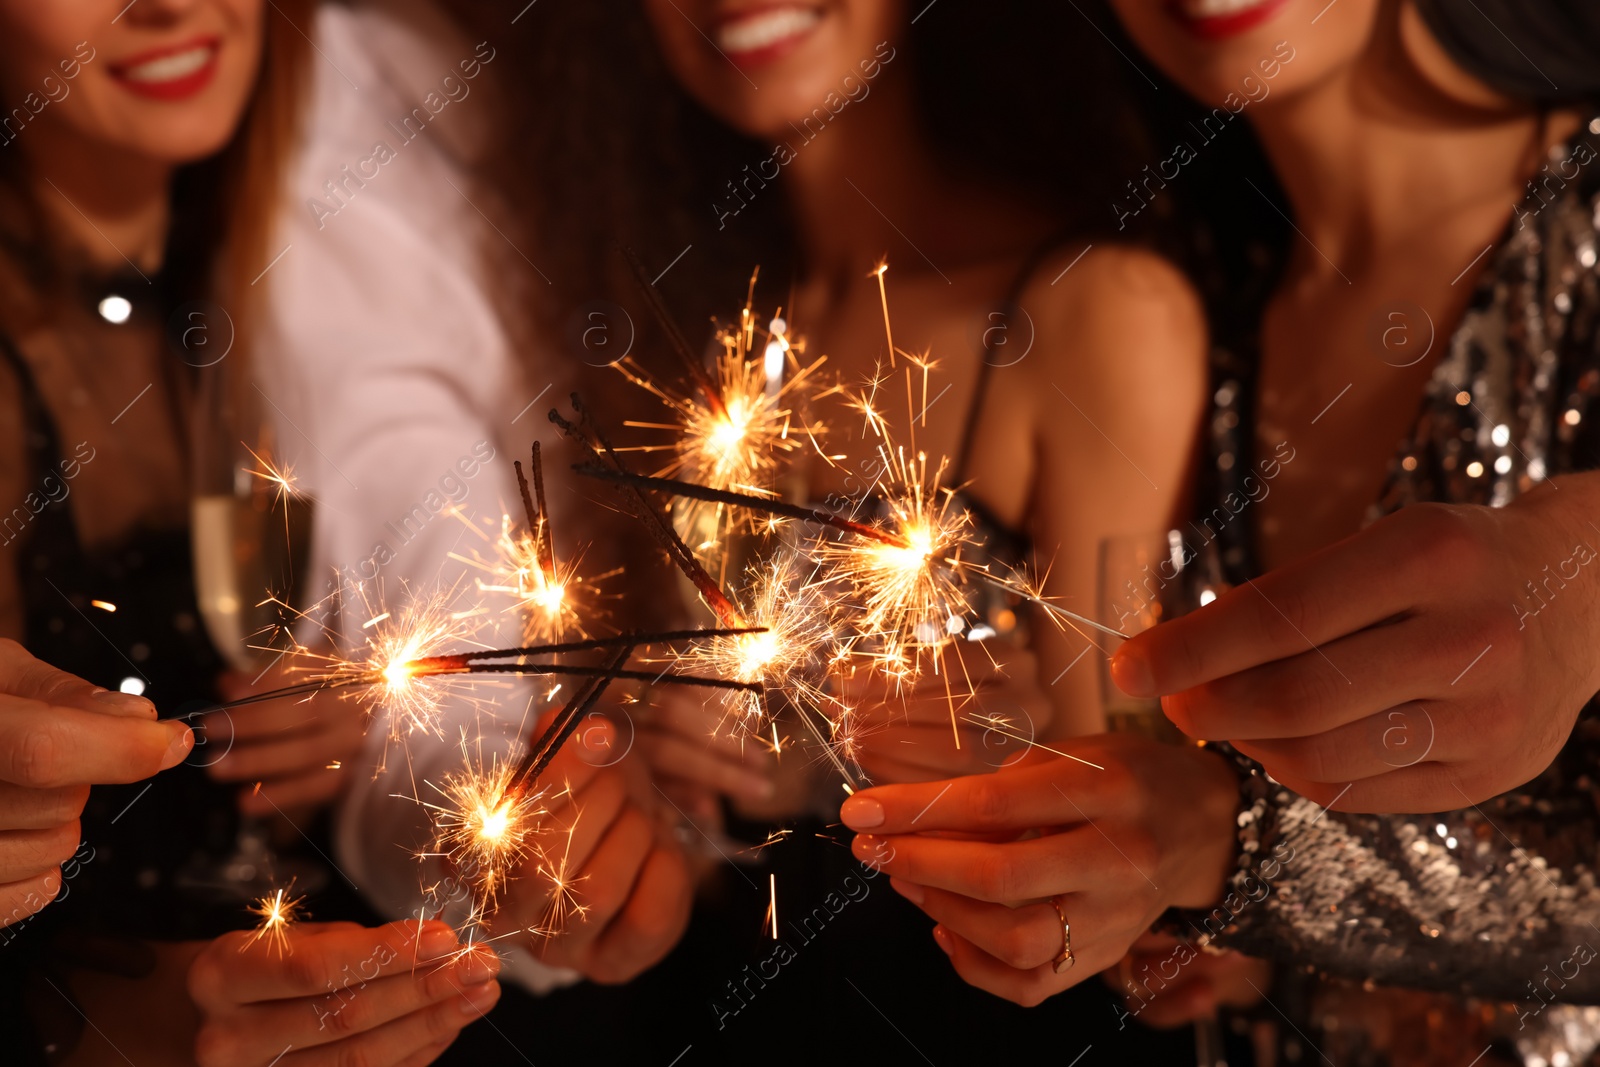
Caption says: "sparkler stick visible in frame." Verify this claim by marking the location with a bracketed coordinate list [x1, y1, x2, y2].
[622, 247, 726, 417]
[550, 397, 744, 626]
[571, 464, 1129, 641]
[511, 644, 633, 787]
[407, 626, 767, 669]
[455, 661, 762, 694]
[207, 649, 766, 710]
[572, 463, 902, 547]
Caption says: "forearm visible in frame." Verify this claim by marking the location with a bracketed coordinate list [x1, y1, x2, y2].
[1173, 725, 1600, 1003]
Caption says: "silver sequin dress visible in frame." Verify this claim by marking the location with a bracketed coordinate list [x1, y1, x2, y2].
[1179, 128, 1600, 1064]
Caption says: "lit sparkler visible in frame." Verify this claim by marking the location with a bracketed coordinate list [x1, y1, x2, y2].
[244, 882, 306, 956]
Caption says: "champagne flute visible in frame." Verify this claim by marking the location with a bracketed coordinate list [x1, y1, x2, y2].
[186, 359, 320, 898]
[1098, 530, 1229, 1067]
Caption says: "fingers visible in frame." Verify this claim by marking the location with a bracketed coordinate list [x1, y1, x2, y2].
[0, 702, 191, 787]
[205, 951, 499, 1061]
[1111, 516, 1434, 697]
[0, 820, 81, 882]
[0, 639, 154, 716]
[850, 827, 1104, 903]
[1267, 759, 1477, 814]
[639, 728, 772, 803]
[545, 806, 655, 961]
[0, 867, 61, 928]
[1161, 620, 1434, 741]
[540, 766, 631, 879]
[282, 985, 497, 1067]
[930, 926, 1073, 1007]
[586, 841, 693, 983]
[840, 757, 1100, 835]
[890, 879, 1065, 970]
[191, 921, 460, 1007]
[0, 781, 89, 831]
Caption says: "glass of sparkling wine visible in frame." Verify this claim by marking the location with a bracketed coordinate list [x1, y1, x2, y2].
[1098, 530, 1229, 1067]
[188, 361, 317, 897]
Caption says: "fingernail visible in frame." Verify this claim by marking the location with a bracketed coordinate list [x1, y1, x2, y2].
[454, 951, 500, 985]
[840, 796, 884, 829]
[932, 926, 954, 957]
[160, 723, 194, 770]
[419, 923, 459, 959]
[459, 980, 501, 1015]
[889, 877, 923, 905]
[93, 688, 154, 715]
[1109, 647, 1156, 698]
[850, 834, 881, 859]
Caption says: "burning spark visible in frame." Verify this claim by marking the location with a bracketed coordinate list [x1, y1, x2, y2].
[244, 883, 306, 956]
[243, 444, 301, 504]
[616, 275, 829, 558]
[311, 588, 483, 739]
[423, 756, 551, 914]
[810, 444, 975, 668]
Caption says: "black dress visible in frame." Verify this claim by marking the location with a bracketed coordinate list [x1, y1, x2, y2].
[0, 291, 373, 1061]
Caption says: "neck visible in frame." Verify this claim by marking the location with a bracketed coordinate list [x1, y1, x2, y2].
[21, 118, 173, 276]
[1248, 42, 1559, 276]
[778, 72, 956, 288]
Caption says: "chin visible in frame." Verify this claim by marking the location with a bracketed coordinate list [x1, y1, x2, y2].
[119, 121, 244, 166]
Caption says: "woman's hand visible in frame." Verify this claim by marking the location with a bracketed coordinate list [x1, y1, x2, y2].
[846, 646, 1056, 784]
[1112, 491, 1600, 812]
[635, 687, 775, 813]
[492, 717, 694, 984]
[189, 920, 499, 1067]
[838, 735, 1238, 1007]
[0, 639, 191, 928]
[204, 665, 367, 822]
[1108, 933, 1269, 1028]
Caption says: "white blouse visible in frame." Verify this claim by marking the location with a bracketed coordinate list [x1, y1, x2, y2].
[257, 0, 573, 992]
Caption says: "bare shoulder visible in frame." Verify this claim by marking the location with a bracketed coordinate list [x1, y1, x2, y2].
[1020, 243, 1206, 375]
[1013, 242, 1208, 439]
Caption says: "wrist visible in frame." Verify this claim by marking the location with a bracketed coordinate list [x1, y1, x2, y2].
[1169, 744, 1244, 911]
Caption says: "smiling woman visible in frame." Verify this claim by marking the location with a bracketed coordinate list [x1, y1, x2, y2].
[0, 3, 487, 1066]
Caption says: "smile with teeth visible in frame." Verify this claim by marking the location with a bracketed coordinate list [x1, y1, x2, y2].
[716, 6, 822, 54]
[1180, 0, 1275, 16]
[119, 44, 216, 84]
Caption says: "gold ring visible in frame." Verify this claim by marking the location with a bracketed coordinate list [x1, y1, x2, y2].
[1050, 898, 1074, 974]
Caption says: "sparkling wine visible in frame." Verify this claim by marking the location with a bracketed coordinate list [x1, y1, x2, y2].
[192, 492, 314, 671]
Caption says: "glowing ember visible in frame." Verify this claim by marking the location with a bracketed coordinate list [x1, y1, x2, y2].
[244, 884, 306, 956]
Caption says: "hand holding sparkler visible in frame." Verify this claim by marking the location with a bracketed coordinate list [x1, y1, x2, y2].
[205, 662, 368, 820]
[483, 710, 694, 984]
[838, 735, 1240, 1007]
[637, 685, 776, 810]
[189, 919, 499, 1067]
[843, 647, 1060, 784]
[0, 640, 192, 928]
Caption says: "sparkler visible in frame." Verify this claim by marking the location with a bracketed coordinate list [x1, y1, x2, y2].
[243, 882, 306, 956]
[570, 463, 1125, 650]
[615, 271, 827, 497]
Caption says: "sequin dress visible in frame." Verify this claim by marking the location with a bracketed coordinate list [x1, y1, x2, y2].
[1179, 127, 1600, 1062]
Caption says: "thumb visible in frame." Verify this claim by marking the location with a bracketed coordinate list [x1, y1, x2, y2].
[0, 640, 155, 719]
